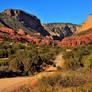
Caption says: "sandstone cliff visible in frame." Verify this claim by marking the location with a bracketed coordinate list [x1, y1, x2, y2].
[74, 14, 92, 33]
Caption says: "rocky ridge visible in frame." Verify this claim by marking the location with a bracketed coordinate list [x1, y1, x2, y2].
[0, 9, 50, 37]
[42, 23, 78, 40]
[42, 14, 92, 39]
[0, 9, 92, 47]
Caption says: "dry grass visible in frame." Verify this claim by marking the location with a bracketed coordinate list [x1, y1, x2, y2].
[7, 68, 92, 92]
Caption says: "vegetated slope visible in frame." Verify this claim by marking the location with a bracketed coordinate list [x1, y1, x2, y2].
[3, 39, 92, 92]
[0, 41, 62, 77]
[42, 23, 78, 40]
[0, 9, 50, 37]
[10, 43, 92, 92]
[63, 44, 92, 70]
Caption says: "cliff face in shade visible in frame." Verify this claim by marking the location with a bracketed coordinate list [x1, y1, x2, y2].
[0, 9, 50, 37]
[42, 23, 78, 40]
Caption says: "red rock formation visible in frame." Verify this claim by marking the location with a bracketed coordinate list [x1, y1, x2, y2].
[0, 27, 15, 35]
[18, 29, 25, 35]
[0, 32, 6, 35]
[0, 27, 92, 47]
[26, 34, 33, 39]
[46, 36, 53, 40]
[0, 38, 3, 41]
[61, 32, 92, 47]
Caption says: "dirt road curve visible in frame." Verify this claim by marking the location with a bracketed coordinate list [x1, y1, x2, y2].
[0, 77, 31, 92]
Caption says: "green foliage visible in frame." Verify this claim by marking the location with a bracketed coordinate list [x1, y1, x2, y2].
[0, 49, 8, 58]
[83, 53, 92, 69]
[0, 41, 61, 76]
[63, 45, 92, 70]
[57, 66, 62, 71]
[20, 88, 30, 92]
[9, 58, 21, 72]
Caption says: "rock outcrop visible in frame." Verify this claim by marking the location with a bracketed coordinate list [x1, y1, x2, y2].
[42, 14, 92, 39]
[61, 29, 92, 47]
[82, 14, 92, 30]
[76, 14, 92, 33]
[0, 27, 92, 47]
[0, 9, 50, 37]
[18, 29, 25, 35]
[42, 23, 78, 40]
[1, 8, 92, 45]
[0, 27, 52, 45]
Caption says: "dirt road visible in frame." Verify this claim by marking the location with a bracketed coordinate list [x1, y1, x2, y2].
[53, 53, 64, 66]
[0, 77, 31, 92]
[0, 53, 65, 92]
[0, 72, 54, 92]
[45, 53, 65, 71]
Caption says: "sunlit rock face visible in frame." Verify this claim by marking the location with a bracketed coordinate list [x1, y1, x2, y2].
[79, 14, 92, 31]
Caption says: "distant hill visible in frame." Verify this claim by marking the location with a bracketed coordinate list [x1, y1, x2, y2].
[42, 23, 78, 40]
[42, 14, 92, 40]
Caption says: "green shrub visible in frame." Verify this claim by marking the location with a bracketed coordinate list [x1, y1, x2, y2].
[20, 88, 30, 92]
[63, 45, 92, 70]
[83, 53, 92, 69]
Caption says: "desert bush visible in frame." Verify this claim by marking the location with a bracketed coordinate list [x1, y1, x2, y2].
[20, 88, 30, 92]
[83, 53, 92, 69]
[63, 44, 92, 70]
[0, 41, 61, 77]
[20, 69, 92, 92]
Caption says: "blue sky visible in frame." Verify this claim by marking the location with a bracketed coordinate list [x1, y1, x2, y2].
[0, 0, 92, 24]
